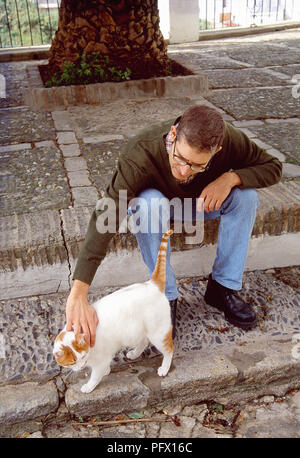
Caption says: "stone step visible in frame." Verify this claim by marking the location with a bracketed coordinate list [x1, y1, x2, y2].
[0, 180, 300, 300]
[1, 334, 299, 426]
[64, 337, 300, 419]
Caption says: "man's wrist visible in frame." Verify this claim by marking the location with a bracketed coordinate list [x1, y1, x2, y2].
[71, 279, 90, 297]
[226, 171, 242, 188]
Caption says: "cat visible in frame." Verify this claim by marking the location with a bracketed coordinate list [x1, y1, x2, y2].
[53, 229, 174, 393]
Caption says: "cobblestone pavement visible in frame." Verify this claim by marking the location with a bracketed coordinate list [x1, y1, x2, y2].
[0, 28, 300, 438]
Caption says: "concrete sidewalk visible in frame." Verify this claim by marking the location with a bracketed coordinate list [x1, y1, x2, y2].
[0, 28, 300, 438]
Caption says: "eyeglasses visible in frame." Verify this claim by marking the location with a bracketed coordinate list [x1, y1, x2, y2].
[172, 137, 213, 173]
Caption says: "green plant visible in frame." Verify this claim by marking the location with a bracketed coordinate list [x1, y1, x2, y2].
[45, 52, 132, 87]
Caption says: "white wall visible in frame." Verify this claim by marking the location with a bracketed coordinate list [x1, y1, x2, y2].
[158, 0, 200, 43]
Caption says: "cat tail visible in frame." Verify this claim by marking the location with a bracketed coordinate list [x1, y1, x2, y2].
[151, 229, 174, 293]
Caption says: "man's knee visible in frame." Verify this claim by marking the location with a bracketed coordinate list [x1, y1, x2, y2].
[138, 188, 166, 202]
[128, 188, 170, 233]
[229, 187, 259, 210]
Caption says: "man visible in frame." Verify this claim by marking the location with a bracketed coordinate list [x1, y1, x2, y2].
[66, 105, 282, 346]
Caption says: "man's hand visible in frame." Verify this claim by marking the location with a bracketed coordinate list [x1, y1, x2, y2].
[197, 172, 242, 213]
[65, 279, 99, 347]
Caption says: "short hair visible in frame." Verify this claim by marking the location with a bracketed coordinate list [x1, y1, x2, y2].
[176, 105, 226, 152]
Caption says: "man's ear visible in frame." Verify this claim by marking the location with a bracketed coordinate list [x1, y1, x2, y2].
[170, 125, 177, 141]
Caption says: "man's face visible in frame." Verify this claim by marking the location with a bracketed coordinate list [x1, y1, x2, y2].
[168, 127, 219, 183]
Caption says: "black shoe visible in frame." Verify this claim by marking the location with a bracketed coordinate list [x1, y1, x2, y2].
[204, 274, 257, 329]
[169, 299, 177, 339]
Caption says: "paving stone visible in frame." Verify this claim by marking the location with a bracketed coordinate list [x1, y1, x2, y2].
[60, 143, 81, 157]
[170, 51, 250, 71]
[100, 424, 146, 439]
[265, 118, 300, 124]
[83, 134, 124, 144]
[261, 68, 291, 81]
[56, 131, 77, 145]
[64, 156, 87, 172]
[205, 67, 291, 89]
[68, 170, 92, 187]
[236, 400, 300, 438]
[81, 140, 123, 193]
[0, 107, 55, 145]
[0, 143, 31, 152]
[72, 186, 99, 206]
[271, 64, 300, 78]
[282, 163, 300, 178]
[65, 373, 150, 417]
[181, 404, 208, 422]
[226, 43, 300, 67]
[51, 110, 73, 131]
[45, 424, 100, 438]
[192, 424, 232, 438]
[0, 381, 59, 425]
[0, 144, 70, 217]
[67, 98, 194, 139]
[159, 416, 195, 438]
[208, 87, 300, 120]
[249, 122, 300, 164]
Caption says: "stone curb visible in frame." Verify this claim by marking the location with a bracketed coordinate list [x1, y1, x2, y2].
[0, 380, 59, 425]
[0, 336, 299, 425]
[24, 64, 209, 110]
[1, 180, 300, 299]
[65, 337, 300, 418]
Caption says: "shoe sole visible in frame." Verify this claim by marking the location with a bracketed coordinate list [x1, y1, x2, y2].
[204, 293, 257, 330]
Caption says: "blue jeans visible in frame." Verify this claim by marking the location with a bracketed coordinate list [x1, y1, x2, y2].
[128, 187, 258, 301]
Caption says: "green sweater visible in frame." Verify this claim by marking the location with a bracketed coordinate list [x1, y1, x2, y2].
[73, 118, 282, 285]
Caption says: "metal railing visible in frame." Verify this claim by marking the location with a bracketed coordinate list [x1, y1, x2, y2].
[0, 0, 299, 49]
[199, 0, 299, 30]
[0, 0, 60, 48]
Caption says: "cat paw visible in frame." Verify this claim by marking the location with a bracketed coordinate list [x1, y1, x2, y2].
[126, 349, 138, 360]
[157, 366, 168, 377]
[81, 382, 95, 393]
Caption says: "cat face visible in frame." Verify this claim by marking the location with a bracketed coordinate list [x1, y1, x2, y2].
[53, 331, 90, 371]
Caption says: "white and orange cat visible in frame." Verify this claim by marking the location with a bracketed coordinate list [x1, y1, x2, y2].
[53, 230, 174, 393]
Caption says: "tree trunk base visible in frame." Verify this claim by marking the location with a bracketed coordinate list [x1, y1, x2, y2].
[48, 0, 178, 82]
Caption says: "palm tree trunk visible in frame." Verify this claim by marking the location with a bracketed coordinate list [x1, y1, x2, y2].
[48, 0, 170, 79]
